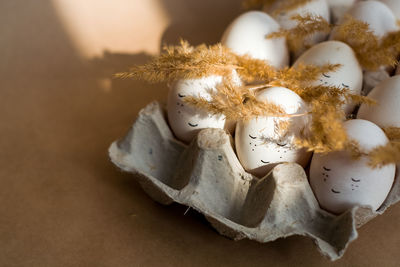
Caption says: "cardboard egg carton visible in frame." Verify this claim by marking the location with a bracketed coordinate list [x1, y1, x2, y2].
[109, 101, 400, 261]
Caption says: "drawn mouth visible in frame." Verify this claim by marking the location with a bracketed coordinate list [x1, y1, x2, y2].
[331, 188, 341, 194]
[188, 123, 198, 127]
[261, 160, 270, 164]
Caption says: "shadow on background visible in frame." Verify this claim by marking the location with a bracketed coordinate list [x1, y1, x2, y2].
[159, 0, 243, 45]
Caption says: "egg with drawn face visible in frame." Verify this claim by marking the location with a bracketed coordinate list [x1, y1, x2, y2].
[221, 11, 289, 69]
[235, 87, 311, 177]
[264, 0, 330, 55]
[310, 119, 395, 214]
[294, 41, 363, 114]
[167, 76, 226, 143]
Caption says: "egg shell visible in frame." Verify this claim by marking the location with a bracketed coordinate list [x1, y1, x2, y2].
[379, 0, 400, 20]
[264, 0, 330, 51]
[167, 75, 226, 143]
[264, 0, 330, 30]
[327, 0, 360, 23]
[310, 119, 396, 214]
[358, 75, 400, 127]
[294, 41, 362, 114]
[221, 11, 289, 69]
[235, 87, 311, 177]
[338, 0, 398, 38]
[110, 101, 400, 261]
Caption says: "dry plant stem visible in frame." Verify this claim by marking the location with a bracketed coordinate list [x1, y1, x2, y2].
[115, 40, 278, 85]
[267, 14, 331, 53]
[334, 16, 400, 71]
[367, 141, 400, 168]
[115, 38, 399, 168]
[384, 127, 400, 141]
[183, 81, 309, 121]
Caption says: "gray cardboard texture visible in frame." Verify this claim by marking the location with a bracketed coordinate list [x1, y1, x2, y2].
[109, 101, 400, 261]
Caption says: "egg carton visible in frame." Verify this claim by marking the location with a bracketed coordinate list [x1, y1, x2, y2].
[109, 101, 400, 261]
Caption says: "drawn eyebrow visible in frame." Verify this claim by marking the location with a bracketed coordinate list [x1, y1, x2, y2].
[342, 83, 350, 88]
[322, 73, 331, 78]
[249, 134, 257, 139]
[351, 178, 361, 182]
[178, 93, 185, 98]
[188, 123, 198, 127]
[323, 166, 331, 171]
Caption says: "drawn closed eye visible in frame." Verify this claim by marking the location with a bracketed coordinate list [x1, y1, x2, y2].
[331, 188, 340, 194]
[249, 134, 257, 139]
[261, 160, 270, 164]
[178, 93, 185, 98]
[351, 178, 360, 182]
[188, 123, 198, 127]
[322, 73, 331, 78]
[342, 83, 350, 88]
[323, 166, 331, 171]
[276, 142, 287, 147]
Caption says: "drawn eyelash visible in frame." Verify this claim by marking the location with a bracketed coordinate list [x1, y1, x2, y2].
[323, 166, 331, 171]
[249, 135, 257, 139]
[342, 83, 349, 88]
[178, 93, 185, 98]
[351, 178, 360, 182]
[277, 142, 287, 147]
[322, 73, 331, 78]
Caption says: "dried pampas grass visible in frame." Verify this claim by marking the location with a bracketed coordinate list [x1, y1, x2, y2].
[267, 14, 331, 53]
[116, 39, 398, 168]
[333, 16, 400, 71]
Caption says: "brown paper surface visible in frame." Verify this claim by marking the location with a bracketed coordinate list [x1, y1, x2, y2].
[1, 1, 400, 266]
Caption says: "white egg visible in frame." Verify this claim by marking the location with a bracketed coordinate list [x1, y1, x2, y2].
[379, 0, 400, 20]
[293, 40, 362, 114]
[264, 0, 330, 53]
[310, 119, 395, 214]
[235, 87, 311, 177]
[336, 0, 398, 38]
[167, 76, 226, 143]
[330, 1, 399, 93]
[221, 11, 289, 69]
[358, 75, 400, 127]
[326, 0, 359, 23]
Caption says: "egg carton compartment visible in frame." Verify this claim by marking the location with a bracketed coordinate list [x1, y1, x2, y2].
[109, 101, 400, 261]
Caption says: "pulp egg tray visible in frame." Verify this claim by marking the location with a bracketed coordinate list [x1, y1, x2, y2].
[109, 101, 400, 261]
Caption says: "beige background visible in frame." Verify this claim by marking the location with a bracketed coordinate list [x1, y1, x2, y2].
[1, 0, 400, 266]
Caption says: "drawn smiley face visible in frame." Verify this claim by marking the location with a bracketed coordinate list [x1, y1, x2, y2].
[247, 132, 293, 165]
[310, 150, 395, 214]
[293, 41, 363, 114]
[235, 87, 312, 177]
[319, 165, 362, 195]
[319, 73, 350, 90]
[167, 76, 226, 143]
